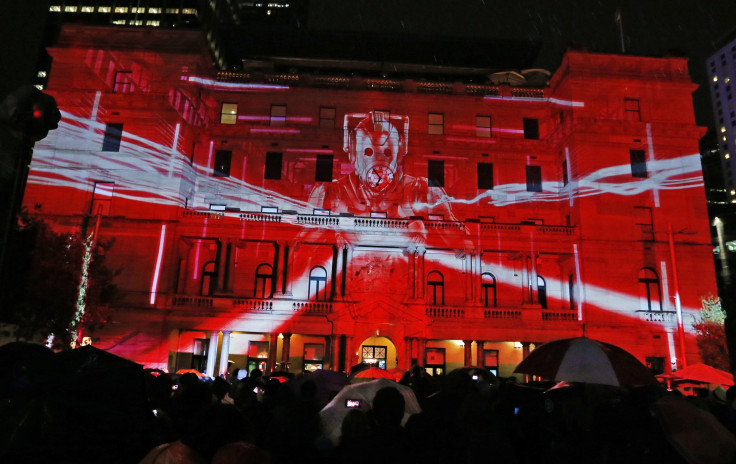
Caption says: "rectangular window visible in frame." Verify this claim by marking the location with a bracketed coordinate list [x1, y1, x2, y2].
[315, 154, 333, 182]
[523, 118, 539, 139]
[220, 103, 237, 124]
[113, 71, 133, 93]
[213, 150, 232, 177]
[264, 152, 282, 180]
[562, 159, 569, 185]
[91, 181, 114, 215]
[568, 275, 575, 310]
[102, 123, 123, 152]
[319, 106, 336, 129]
[428, 160, 444, 187]
[630, 149, 647, 178]
[477, 162, 493, 189]
[270, 104, 286, 126]
[526, 165, 542, 192]
[428, 112, 444, 135]
[476, 115, 492, 137]
[625, 98, 641, 121]
[483, 349, 499, 376]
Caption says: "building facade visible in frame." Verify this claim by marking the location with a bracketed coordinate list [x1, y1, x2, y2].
[24, 24, 716, 378]
[707, 31, 736, 197]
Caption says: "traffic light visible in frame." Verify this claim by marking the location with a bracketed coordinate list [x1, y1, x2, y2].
[0, 85, 61, 142]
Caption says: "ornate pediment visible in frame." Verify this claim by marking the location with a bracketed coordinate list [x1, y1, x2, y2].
[349, 296, 426, 324]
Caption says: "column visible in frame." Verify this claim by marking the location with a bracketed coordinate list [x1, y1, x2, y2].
[271, 243, 280, 297]
[521, 254, 530, 304]
[215, 240, 226, 292]
[407, 248, 416, 299]
[530, 253, 539, 305]
[268, 333, 278, 373]
[417, 338, 426, 366]
[340, 246, 348, 297]
[205, 331, 219, 377]
[330, 334, 340, 371]
[330, 246, 338, 300]
[464, 253, 473, 302]
[522, 342, 532, 383]
[474, 253, 483, 304]
[416, 247, 426, 300]
[404, 337, 413, 370]
[475, 341, 484, 369]
[275, 241, 289, 296]
[284, 242, 296, 297]
[218, 331, 231, 377]
[281, 333, 292, 371]
[225, 241, 235, 292]
[463, 340, 473, 366]
[345, 336, 354, 374]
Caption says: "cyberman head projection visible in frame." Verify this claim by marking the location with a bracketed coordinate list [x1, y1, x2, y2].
[310, 111, 455, 220]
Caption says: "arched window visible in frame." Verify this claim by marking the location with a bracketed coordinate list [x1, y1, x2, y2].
[481, 272, 497, 307]
[201, 261, 217, 296]
[309, 266, 328, 301]
[638, 267, 662, 311]
[427, 271, 445, 305]
[254, 263, 273, 298]
[537, 275, 547, 309]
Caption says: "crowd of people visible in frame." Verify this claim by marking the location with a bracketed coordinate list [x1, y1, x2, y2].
[3, 343, 736, 464]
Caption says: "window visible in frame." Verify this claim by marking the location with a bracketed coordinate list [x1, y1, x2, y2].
[201, 261, 216, 296]
[483, 349, 499, 376]
[428, 160, 444, 187]
[264, 152, 282, 180]
[303, 343, 326, 371]
[624, 98, 641, 121]
[568, 275, 575, 310]
[481, 272, 497, 307]
[254, 263, 273, 298]
[315, 154, 333, 182]
[270, 104, 286, 126]
[477, 162, 493, 189]
[220, 103, 237, 124]
[309, 266, 328, 301]
[319, 106, 336, 129]
[102, 123, 123, 152]
[630, 149, 647, 178]
[634, 206, 654, 240]
[638, 268, 662, 312]
[523, 118, 539, 139]
[425, 347, 445, 376]
[113, 71, 133, 93]
[361, 345, 387, 369]
[537, 275, 547, 309]
[562, 159, 569, 186]
[427, 271, 444, 305]
[526, 165, 542, 192]
[476, 115, 492, 137]
[213, 150, 232, 177]
[91, 182, 114, 215]
[191, 338, 207, 372]
[428, 112, 444, 135]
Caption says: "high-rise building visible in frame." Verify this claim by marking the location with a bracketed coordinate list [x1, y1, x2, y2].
[20, 23, 717, 378]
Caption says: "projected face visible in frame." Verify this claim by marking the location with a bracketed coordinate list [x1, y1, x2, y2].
[352, 119, 402, 194]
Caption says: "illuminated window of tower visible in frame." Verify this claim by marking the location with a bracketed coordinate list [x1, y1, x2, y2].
[220, 103, 237, 124]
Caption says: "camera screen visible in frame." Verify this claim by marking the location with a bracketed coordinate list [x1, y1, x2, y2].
[345, 399, 361, 408]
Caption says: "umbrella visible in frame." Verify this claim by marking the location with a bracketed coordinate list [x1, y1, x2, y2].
[387, 367, 406, 382]
[349, 367, 395, 383]
[291, 369, 349, 408]
[654, 395, 736, 464]
[514, 337, 656, 387]
[320, 378, 421, 445]
[176, 368, 206, 378]
[670, 363, 734, 387]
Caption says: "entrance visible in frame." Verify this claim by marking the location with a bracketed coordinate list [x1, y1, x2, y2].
[358, 336, 397, 370]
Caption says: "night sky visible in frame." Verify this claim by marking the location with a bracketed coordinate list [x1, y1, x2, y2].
[308, 0, 736, 128]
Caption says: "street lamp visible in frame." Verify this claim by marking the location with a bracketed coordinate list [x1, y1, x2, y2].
[714, 217, 729, 281]
[668, 223, 687, 369]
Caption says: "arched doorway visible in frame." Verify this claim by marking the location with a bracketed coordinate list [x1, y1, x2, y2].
[357, 336, 398, 370]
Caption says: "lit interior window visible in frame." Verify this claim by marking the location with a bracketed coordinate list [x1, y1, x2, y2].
[714, 76, 719, 82]
[146, 20, 160, 26]
[34, 85, 44, 91]
[726, 154, 731, 159]
[165, 8, 179, 13]
[130, 19, 143, 25]
[115, 7, 128, 13]
[722, 127, 727, 132]
[64, 6, 78, 12]
[112, 19, 126, 24]
[50, 5, 61, 12]
[148, 8, 162, 13]
[727, 78, 732, 84]
[37, 70, 47, 78]
[81, 6, 94, 13]
[182, 8, 197, 14]
[731, 190, 735, 195]
[98, 6, 111, 13]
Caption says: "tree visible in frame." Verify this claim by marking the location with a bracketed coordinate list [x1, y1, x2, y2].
[2, 211, 117, 348]
[692, 295, 730, 371]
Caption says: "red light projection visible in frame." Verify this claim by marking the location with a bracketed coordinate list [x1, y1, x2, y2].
[23, 31, 717, 376]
